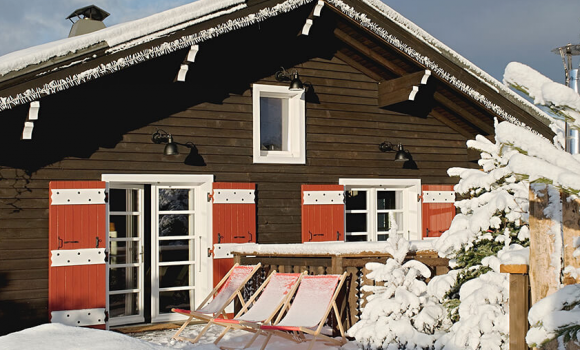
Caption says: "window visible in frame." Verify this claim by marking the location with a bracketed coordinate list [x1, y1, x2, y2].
[340, 179, 421, 241]
[253, 84, 305, 164]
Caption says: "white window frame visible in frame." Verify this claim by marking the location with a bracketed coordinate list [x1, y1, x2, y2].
[252, 84, 306, 164]
[339, 178, 422, 241]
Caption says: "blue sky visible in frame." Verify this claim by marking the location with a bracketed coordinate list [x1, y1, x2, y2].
[0, 0, 579, 83]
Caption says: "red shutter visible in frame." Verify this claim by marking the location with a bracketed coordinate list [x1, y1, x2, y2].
[422, 185, 455, 238]
[212, 182, 256, 286]
[301, 184, 345, 243]
[48, 181, 108, 329]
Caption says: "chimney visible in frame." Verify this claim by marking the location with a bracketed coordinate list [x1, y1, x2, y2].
[66, 5, 110, 37]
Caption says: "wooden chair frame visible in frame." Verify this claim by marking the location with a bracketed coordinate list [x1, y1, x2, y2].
[171, 263, 261, 343]
[256, 272, 348, 350]
[213, 271, 306, 347]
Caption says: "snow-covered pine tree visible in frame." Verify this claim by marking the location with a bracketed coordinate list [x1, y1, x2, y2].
[348, 233, 448, 350]
[431, 129, 530, 350]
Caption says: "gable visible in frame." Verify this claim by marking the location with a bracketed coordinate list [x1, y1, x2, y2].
[0, 0, 554, 139]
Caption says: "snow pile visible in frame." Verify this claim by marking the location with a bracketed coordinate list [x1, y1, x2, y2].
[0, 323, 168, 350]
[434, 132, 530, 259]
[435, 271, 509, 350]
[347, 235, 449, 349]
[504, 62, 580, 133]
[233, 240, 434, 256]
[526, 284, 580, 348]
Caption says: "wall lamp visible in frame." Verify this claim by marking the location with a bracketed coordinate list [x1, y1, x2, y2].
[152, 129, 179, 155]
[275, 67, 304, 91]
[379, 141, 410, 162]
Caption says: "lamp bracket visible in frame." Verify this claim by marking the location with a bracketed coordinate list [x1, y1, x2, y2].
[152, 130, 172, 144]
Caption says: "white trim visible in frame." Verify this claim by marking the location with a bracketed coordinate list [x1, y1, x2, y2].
[51, 308, 107, 327]
[340, 178, 421, 240]
[102, 174, 213, 185]
[252, 84, 306, 164]
[50, 248, 106, 267]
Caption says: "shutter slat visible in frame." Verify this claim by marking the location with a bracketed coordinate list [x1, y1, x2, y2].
[301, 185, 345, 242]
[212, 182, 256, 287]
[422, 184, 456, 238]
[49, 181, 108, 329]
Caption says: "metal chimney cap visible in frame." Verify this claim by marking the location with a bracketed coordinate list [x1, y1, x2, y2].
[66, 5, 110, 22]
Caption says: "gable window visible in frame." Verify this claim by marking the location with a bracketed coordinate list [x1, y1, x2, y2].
[340, 179, 421, 241]
[252, 84, 305, 164]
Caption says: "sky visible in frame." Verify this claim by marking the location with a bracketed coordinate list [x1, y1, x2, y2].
[0, 0, 580, 84]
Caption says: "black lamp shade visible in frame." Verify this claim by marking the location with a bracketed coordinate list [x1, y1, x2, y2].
[164, 138, 179, 155]
[394, 144, 409, 162]
[289, 72, 304, 91]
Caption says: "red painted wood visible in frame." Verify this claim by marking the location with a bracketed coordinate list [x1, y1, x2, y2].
[48, 181, 107, 329]
[301, 185, 345, 243]
[422, 185, 456, 238]
[212, 183, 256, 287]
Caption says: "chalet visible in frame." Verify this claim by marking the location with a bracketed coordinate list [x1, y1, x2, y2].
[0, 0, 553, 334]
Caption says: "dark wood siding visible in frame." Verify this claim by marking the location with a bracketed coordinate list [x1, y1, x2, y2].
[0, 14, 475, 331]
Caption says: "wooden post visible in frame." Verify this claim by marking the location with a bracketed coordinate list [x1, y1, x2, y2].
[501, 264, 529, 350]
[529, 185, 560, 305]
[561, 193, 580, 285]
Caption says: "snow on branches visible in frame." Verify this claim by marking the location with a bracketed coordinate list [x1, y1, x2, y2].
[348, 235, 448, 350]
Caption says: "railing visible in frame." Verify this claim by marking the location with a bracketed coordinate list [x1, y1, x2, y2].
[233, 250, 449, 332]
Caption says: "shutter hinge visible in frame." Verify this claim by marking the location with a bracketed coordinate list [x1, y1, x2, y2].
[207, 247, 213, 258]
[417, 194, 423, 202]
[207, 192, 213, 202]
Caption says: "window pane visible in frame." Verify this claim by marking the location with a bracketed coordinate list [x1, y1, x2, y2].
[346, 190, 367, 210]
[159, 214, 191, 237]
[110, 189, 139, 212]
[110, 293, 140, 318]
[110, 241, 140, 265]
[159, 189, 191, 211]
[346, 213, 367, 233]
[159, 290, 192, 314]
[159, 265, 192, 288]
[110, 215, 139, 238]
[110, 267, 139, 291]
[260, 97, 288, 151]
[377, 191, 401, 210]
[377, 213, 390, 232]
[159, 240, 192, 263]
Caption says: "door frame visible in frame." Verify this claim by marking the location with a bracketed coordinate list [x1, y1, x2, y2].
[102, 174, 214, 323]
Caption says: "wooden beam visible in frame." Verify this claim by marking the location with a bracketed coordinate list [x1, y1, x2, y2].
[334, 28, 407, 76]
[378, 85, 419, 106]
[529, 185, 560, 305]
[430, 109, 474, 139]
[334, 51, 383, 81]
[508, 273, 529, 350]
[434, 92, 494, 135]
[380, 70, 431, 94]
[561, 192, 580, 284]
[378, 70, 432, 107]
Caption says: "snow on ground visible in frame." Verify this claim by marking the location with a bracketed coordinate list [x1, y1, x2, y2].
[0, 322, 356, 350]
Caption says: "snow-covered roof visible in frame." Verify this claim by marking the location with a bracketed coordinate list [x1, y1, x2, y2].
[0, 0, 556, 130]
[0, 0, 246, 77]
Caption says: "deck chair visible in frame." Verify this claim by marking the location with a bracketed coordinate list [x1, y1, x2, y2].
[171, 263, 261, 343]
[212, 271, 305, 347]
[257, 272, 348, 350]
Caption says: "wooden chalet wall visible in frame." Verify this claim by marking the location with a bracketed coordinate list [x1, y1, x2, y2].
[0, 3, 490, 332]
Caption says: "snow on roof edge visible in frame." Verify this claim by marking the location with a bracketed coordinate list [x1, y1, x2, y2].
[0, 0, 246, 78]
[0, 0, 557, 133]
[357, 0, 553, 132]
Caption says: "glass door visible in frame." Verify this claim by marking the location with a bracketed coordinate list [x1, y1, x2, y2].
[151, 186, 200, 322]
[108, 185, 145, 326]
